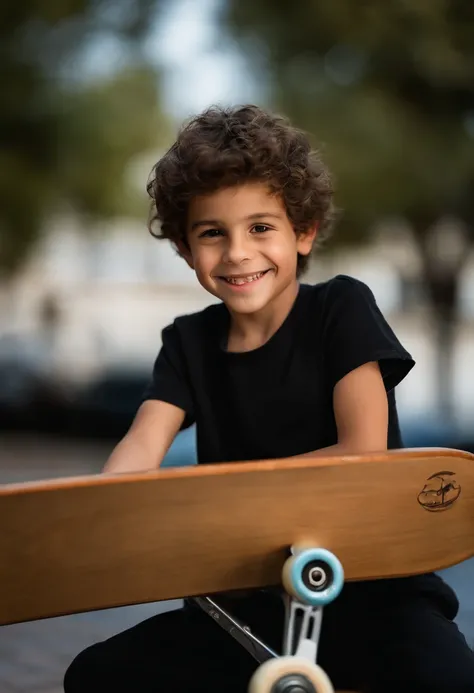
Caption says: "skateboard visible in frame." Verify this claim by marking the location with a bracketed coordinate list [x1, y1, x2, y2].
[1, 447, 473, 693]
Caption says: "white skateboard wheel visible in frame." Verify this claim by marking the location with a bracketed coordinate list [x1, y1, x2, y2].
[282, 548, 344, 606]
[248, 656, 334, 693]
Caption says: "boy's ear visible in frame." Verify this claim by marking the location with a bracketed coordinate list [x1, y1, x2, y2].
[176, 240, 194, 269]
[296, 223, 318, 256]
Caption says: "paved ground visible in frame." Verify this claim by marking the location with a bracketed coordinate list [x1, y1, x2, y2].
[0, 433, 473, 692]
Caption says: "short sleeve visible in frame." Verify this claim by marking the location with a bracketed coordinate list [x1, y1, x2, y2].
[323, 275, 415, 392]
[142, 323, 195, 427]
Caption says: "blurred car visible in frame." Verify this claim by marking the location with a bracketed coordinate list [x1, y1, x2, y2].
[69, 368, 151, 439]
[400, 415, 473, 453]
[68, 367, 197, 467]
[0, 360, 39, 429]
[0, 358, 72, 433]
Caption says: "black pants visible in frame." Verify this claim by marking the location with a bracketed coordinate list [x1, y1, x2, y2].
[64, 575, 474, 692]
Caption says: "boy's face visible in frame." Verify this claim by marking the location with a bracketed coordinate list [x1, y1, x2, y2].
[182, 182, 316, 315]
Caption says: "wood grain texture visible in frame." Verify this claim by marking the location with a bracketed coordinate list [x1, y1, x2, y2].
[1, 447, 473, 625]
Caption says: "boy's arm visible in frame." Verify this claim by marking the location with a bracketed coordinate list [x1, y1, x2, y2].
[294, 361, 389, 459]
[102, 400, 185, 474]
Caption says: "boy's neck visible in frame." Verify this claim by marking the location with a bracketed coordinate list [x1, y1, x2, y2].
[226, 280, 300, 353]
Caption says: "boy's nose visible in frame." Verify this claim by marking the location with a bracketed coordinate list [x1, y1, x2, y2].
[222, 236, 252, 265]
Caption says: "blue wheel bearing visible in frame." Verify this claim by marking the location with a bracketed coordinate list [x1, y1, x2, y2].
[289, 548, 344, 606]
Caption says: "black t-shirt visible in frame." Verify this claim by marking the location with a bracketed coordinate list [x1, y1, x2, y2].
[144, 275, 415, 463]
[144, 274, 458, 607]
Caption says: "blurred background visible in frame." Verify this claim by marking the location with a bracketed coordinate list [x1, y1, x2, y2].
[0, 1, 473, 691]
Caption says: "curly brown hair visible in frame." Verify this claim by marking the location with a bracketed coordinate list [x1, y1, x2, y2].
[147, 104, 335, 276]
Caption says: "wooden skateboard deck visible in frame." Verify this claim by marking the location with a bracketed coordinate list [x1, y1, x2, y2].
[0, 447, 473, 626]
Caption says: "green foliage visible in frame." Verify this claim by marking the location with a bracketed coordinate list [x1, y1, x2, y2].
[57, 67, 169, 220]
[219, 0, 474, 248]
[0, 0, 168, 275]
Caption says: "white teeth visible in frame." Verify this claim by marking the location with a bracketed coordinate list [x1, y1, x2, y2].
[224, 272, 265, 285]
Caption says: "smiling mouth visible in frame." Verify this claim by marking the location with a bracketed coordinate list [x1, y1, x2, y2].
[219, 270, 270, 286]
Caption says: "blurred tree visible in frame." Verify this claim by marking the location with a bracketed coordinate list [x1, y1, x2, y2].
[0, 0, 169, 275]
[57, 66, 166, 219]
[220, 0, 474, 419]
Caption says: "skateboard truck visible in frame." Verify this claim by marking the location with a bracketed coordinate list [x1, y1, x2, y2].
[194, 545, 344, 693]
[193, 595, 277, 663]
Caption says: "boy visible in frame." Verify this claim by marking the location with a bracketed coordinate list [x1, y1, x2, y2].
[64, 105, 474, 692]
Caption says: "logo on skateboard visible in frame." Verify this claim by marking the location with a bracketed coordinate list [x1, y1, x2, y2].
[417, 471, 461, 511]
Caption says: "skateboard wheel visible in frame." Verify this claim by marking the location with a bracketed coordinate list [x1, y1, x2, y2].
[282, 548, 343, 606]
[248, 656, 334, 693]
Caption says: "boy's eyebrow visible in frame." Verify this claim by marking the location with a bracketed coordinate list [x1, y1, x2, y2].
[190, 219, 220, 231]
[245, 212, 283, 221]
[190, 212, 282, 231]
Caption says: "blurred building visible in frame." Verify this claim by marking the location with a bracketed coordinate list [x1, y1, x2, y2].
[0, 213, 473, 425]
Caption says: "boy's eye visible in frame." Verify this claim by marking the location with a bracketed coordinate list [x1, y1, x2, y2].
[252, 224, 271, 234]
[199, 228, 222, 238]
